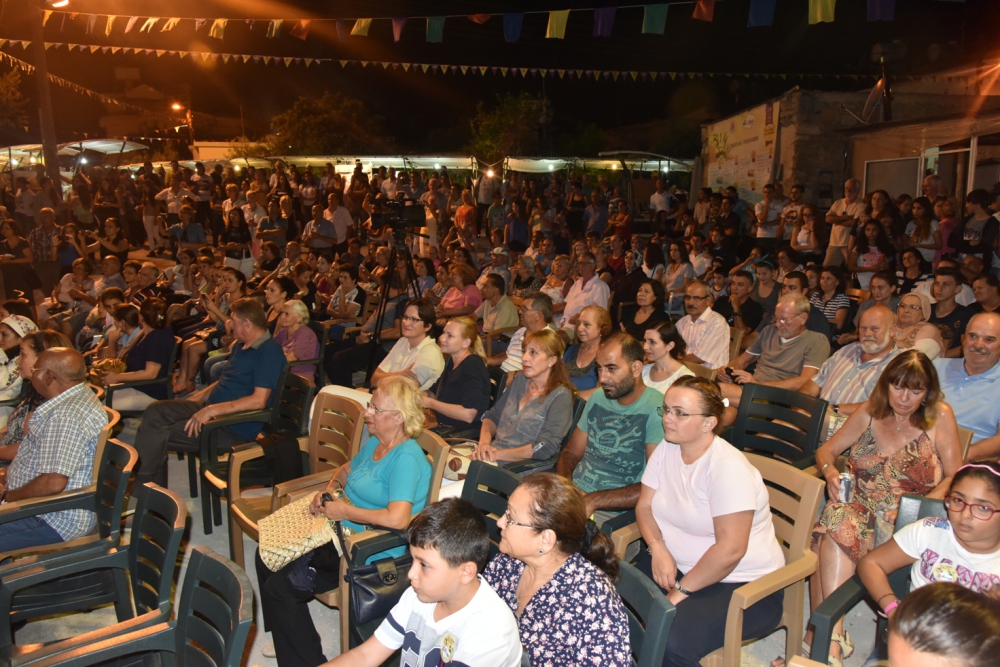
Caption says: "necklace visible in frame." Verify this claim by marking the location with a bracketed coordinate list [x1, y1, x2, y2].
[894, 413, 908, 432]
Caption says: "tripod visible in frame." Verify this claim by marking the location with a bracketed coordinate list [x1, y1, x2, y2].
[363, 231, 426, 385]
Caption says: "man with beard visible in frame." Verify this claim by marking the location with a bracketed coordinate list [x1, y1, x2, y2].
[556, 333, 664, 535]
[934, 312, 1000, 460]
[801, 305, 899, 440]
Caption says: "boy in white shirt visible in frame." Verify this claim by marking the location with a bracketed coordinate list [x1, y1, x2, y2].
[324, 498, 521, 667]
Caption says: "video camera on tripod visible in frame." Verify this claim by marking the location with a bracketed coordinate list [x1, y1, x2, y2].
[369, 198, 426, 241]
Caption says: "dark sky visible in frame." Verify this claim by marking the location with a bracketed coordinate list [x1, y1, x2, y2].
[2, 0, 997, 152]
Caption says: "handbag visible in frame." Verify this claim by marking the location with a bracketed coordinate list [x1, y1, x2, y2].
[224, 255, 256, 278]
[258, 494, 339, 572]
[335, 521, 412, 626]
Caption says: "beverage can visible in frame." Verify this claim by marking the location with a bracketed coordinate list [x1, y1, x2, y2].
[838, 471, 855, 504]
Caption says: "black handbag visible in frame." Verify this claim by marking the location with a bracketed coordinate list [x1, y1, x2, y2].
[335, 522, 411, 626]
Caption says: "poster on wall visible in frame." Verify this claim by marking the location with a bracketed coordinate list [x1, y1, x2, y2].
[706, 102, 780, 204]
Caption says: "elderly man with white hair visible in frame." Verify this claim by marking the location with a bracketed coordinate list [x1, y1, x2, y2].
[824, 178, 865, 267]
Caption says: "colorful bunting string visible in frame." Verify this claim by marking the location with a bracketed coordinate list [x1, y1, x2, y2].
[0, 50, 148, 112]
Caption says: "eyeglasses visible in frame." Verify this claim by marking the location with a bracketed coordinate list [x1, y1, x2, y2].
[366, 403, 399, 415]
[684, 295, 710, 301]
[897, 303, 923, 311]
[657, 406, 711, 419]
[771, 315, 804, 325]
[944, 495, 999, 521]
[502, 510, 537, 529]
[401, 315, 422, 323]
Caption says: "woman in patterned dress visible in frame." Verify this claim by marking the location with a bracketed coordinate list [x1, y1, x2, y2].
[808, 350, 963, 665]
[483, 473, 631, 666]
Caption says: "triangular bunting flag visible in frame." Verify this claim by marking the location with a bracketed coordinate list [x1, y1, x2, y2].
[44, 42, 53, 50]
[540, 69, 547, 77]
[89, 45, 100, 53]
[808, 0, 836, 24]
[125, 16, 139, 33]
[305, 58, 313, 67]
[460, 65, 468, 75]
[403, 63, 411, 71]
[266, 20, 280, 38]
[450, 65, 458, 73]
[546, 10, 570, 39]
[426, 17, 445, 43]
[500, 67, 509, 77]
[140, 18, 159, 33]
[111, 46, 121, 54]
[43, 10, 52, 26]
[284, 57, 293, 67]
[209, 19, 227, 39]
[340, 60, 348, 67]
[669, 72, 677, 80]
[263, 55, 273, 64]
[392, 18, 407, 42]
[643, 5, 669, 34]
[468, 14, 491, 24]
[520, 68, 529, 77]
[222, 54, 231, 63]
[351, 19, 372, 36]
[161, 17, 181, 32]
[290, 19, 311, 40]
[650, 72, 657, 80]
[558, 69, 566, 78]
[381, 62, 390, 69]
[630, 71, 638, 81]
[361, 61, 369, 68]
[156, 50, 166, 57]
[20, 41, 29, 49]
[595, 71, 602, 80]
[612, 71, 620, 81]
[479, 66, 488, 75]
[252, 56, 261, 63]
[693, 0, 716, 21]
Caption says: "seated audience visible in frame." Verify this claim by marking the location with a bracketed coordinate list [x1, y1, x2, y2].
[636, 376, 787, 667]
[719, 294, 830, 409]
[369, 298, 444, 391]
[0, 314, 38, 424]
[274, 299, 320, 380]
[713, 271, 764, 352]
[641, 320, 695, 395]
[0, 348, 107, 550]
[929, 266, 974, 358]
[560, 251, 610, 335]
[39, 257, 95, 330]
[563, 305, 611, 393]
[802, 305, 900, 439]
[102, 297, 175, 411]
[970, 272, 1000, 314]
[556, 333, 665, 526]
[472, 329, 575, 463]
[475, 273, 519, 343]
[509, 255, 543, 304]
[934, 312, 1000, 460]
[483, 473, 630, 666]
[495, 293, 555, 372]
[809, 265, 851, 335]
[619, 278, 670, 341]
[132, 298, 285, 487]
[435, 262, 482, 321]
[838, 271, 900, 346]
[675, 280, 730, 369]
[896, 248, 932, 296]
[892, 291, 944, 359]
[810, 351, 962, 665]
[423, 317, 490, 437]
[256, 376, 432, 667]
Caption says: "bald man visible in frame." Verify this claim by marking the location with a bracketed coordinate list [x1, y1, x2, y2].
[0, 348, 107, 551]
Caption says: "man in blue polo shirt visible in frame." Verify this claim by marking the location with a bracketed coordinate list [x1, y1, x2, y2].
[132, 298, 286, 488]
[933, 311, 1000, 461]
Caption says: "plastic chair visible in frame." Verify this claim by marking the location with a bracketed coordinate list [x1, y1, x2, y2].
[729, 326, 743, 360]
[460, 461, 522, 559]
[10, 546, 253, 667]
[808, 495, 946, 664]
[616, 561, 675, 667]
[200, 371, 316, 534]
[104, 336, 181, 417]
[958, 427, 974, 460]
[487, 363, 509, 407]
[227, 392, 366, 568]
[727, 383, 828, 467]
[0, 409, 123, 562]
[682, 360, 718, 381]
[286, 320, 328, 386]
[505, 395, 585, 475]
[0, 482, 187, 657]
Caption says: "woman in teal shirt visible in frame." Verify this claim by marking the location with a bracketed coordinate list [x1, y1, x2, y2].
[255, 375, 431, 667]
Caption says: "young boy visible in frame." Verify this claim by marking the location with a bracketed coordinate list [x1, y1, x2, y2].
[324, 498, 521, 667]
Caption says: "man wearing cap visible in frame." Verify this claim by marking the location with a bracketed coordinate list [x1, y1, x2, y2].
[476, 247, 512, 294]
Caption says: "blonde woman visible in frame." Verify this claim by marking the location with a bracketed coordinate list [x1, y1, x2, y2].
[423, 316, 491, 437]
[274, 300, 320, 379]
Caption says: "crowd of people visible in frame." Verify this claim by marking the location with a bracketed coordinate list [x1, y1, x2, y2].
[1, 160, 1000, 667]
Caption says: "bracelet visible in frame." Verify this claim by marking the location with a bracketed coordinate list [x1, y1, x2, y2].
[645, 538, 665, 554]
[674, 582, 693, 596]
[876, 593, 897, 605]
[821, 463, 830, 474]
[832, 404, 840, 414]
[884, 600, 900, 614]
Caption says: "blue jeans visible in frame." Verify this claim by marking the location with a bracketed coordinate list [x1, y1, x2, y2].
[0, 515, 64, 555]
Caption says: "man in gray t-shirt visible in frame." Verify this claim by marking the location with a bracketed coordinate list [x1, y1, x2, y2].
[719, 294, 830, 413]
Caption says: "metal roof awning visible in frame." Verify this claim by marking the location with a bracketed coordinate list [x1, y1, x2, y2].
[264, 155, 477, 171]
[507, 153, 694, 173]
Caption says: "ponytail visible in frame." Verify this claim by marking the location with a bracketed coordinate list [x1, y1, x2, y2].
[581, 519, 620, 584]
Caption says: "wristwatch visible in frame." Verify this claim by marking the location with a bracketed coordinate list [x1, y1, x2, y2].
[674, 581, 693, 596]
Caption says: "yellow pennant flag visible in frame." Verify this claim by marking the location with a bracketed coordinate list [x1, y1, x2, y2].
[140, 18, 159, 33]
[340, 60, 348, 67]
[89, 45, 99, 53]
[403, 63, 411, 71]
[284, 57, 294, 67]
[669, 72, 677, 80]
[500, 67, 509, 77]
[209, 19, 227, 39]
[630, 71, 638, 81]
[361, 61, 369, 68]
[44, 43, 54, 50]
[222, 54, 231, 63]
[381, 62, 390, 69]
[421, 64, 429, 73]
[263, 56, 273, 64]
[351, 19, 372, 36]
[460, 66, 468, 75]
[650, 72, 657, 81]
[612, 71, 620, 81]
[808, 0, 836, 24]
[305, 58, 313, 67]
[43, 10, 52, 26]
[106, 16, 116, 36]
[161, 17, 181, 31]
[111, 46, 121, 54]
[593, 71, 600, 80]
[479, 66, 487, 75]
[156, 49, 166, 57]
[540, 69, 547, 78]
[558, 70, 566, 78]
[520, 68, 528, 77]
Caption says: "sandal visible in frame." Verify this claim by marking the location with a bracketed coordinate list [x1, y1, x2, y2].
[769, 641, 815, 667]
[832, 630, 855, 659]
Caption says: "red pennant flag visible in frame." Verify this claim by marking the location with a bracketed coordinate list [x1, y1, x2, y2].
[290, 19, 311, 40]
[693, 0, 716, 21]
[468, 14, 491, 24]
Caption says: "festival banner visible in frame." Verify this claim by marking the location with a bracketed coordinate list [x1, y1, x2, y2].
[705, 102, 780, 202]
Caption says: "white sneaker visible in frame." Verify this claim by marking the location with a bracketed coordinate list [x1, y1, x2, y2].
[261, 644, 276, 659]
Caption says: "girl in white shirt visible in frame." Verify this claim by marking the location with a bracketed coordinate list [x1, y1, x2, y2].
[636, 376, 785, 667]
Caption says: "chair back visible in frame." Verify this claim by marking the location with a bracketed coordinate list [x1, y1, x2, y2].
[487, 364, 509, 407]
[745, 453, 824, 563]
[308, 392, 367, 476]
[888, 495, 947, 601]
[729, 326, 743, 361]
[845, 288, 871, 303]
[272, 372, 317, 438]
[682, 361, 718, 381]
[729, 384, 828, 465]
[173, 546, 254, 667]
[415, 429, 450, 505]
[165, 336, 182, 399]
[128, 483, 188, 618]
[617, 561, 675, 667]
[92, 439, 138, 543]
[958, 428, 974, 461]
[461, 462, 521, 546]
[358, 289, 380, 325]
[92, 407, 121, 481]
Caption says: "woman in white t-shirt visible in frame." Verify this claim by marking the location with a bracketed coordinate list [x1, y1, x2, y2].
[858, 460, 1000, 616]
[903, 196, 942, 264]
[635, 376, 785, 667]
[641, 320, 694, 395]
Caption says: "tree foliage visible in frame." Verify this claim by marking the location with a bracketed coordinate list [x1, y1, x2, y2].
[0, 69, 27, 130]
[225, 136, 270, 160]
[263, 92, 391, 156]
[466, 92, 548, 163]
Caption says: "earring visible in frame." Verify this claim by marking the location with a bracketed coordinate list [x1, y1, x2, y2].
[539, 549, 544, 554]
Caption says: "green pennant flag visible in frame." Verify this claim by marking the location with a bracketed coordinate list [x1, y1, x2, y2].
[351, 19, 372, 36]
[642, 5, 669, 35]
[808, 0, 836, 24]
[426, 17, 445, 43]
[546, 10, 570, 39]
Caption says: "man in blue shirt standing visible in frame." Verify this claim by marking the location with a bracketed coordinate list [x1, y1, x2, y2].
[934, 311, 1000, 461]
[132, 298, 286, 488]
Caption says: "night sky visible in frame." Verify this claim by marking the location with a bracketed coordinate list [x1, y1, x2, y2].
[1, 0, 997, 153]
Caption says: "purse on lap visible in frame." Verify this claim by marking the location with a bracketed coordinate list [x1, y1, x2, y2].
[258, 495, 339, 572]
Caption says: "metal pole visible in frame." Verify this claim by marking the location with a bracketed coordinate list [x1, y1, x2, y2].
[29, 0, 60, 183]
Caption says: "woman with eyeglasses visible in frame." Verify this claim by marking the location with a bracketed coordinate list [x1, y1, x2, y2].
[808, 351, 962, 665]
[255, 376, 432, 666]
[858, 460, 1000, 623]
[635, 376, 786, 667]
[482, 473, 631, 666]
[892, 292, 945, 360]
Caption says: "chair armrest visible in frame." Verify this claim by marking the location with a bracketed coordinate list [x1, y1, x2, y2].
[809, 572, 867, 663]
[345, 529, 409, 564]
[200, 409, 272, 435]
[730, 551, 817, 611]
[795, 455, 818, 472]
[9, 611, 164, 667]
[0, 487, 95, 526]
[12, 623, 175, 667]
[0, 537, 116, 579]
[273, 470, 336, 508]
[504, 454, 558, 474]
[227, 442, 266, 491]
[105, 378, 166, 395]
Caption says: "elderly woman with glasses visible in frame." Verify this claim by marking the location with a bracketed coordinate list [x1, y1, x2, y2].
[255, 376, 432, 667]
[892, 291, 945, 360]
[635, 376, 787, 667]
